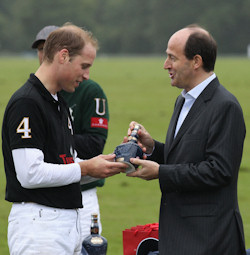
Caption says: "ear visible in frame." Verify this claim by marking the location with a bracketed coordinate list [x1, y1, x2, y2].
[58, 49, 69, 64]
[193, 55, 202, 70]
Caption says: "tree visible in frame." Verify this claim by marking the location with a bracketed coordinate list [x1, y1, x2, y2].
[0, 0, 249, 54]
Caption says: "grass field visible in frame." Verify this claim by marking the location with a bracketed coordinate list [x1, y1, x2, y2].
[0, 56, 249, 254]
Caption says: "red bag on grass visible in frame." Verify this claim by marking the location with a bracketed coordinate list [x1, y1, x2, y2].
[122, 223, 159, 255]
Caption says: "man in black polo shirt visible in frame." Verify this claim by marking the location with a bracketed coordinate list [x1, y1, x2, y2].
[31, 25, 110, 244]
[2, 24, 126, 255]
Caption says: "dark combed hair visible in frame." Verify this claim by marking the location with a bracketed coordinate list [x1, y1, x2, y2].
[184, 30, 217, 72]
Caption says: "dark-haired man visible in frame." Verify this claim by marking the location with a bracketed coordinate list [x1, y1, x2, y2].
[126, 25, 246, 254]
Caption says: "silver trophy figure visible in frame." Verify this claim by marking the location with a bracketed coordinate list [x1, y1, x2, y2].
[114, 124, 143, 173]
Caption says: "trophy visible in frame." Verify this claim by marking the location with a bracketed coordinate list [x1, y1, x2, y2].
[114, 124, 143, 173]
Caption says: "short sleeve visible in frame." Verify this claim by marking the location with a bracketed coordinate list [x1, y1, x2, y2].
[7, 98, 46, 150]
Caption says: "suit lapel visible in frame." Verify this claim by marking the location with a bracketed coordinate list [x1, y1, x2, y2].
[167, 78, 220, 156]
[164, 96, 185, 161]
[172, 97, 205, 147]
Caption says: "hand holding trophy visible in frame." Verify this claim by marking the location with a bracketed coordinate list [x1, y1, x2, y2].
[114, 124, 143, 173]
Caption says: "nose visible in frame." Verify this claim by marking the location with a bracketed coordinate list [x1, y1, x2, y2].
[82, 69, 90, 80]
[163, 57, 170, 70]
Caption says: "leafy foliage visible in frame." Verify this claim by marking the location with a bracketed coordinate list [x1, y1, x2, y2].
[0, 0, 250, 54]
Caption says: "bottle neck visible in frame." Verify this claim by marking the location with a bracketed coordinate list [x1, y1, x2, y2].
[127, 124, 140, 143]
[91, 214, 99, 235]
[91, 225, 99, 235]
[128, 136, 138, 143]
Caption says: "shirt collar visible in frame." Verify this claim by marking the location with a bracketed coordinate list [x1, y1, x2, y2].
[51, 93, 58, 101]
[30, 73, 61, 104]
[182, 73, 216, 100]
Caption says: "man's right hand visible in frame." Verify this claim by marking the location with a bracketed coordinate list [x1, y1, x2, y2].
[126, 121, 155, 155]
[78, 154, 127, 178]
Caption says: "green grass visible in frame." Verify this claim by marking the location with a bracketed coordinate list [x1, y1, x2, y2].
[0, 56, 249, 254]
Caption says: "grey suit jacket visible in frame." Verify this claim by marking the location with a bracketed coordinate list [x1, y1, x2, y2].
[150, 78, 246, 255]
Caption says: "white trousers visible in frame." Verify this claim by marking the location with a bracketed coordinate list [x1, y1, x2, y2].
[79, 188, 102, 243]
[8, 202, 81, 255]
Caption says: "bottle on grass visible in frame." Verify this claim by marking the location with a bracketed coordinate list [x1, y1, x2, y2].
[81, 213, 107, 255]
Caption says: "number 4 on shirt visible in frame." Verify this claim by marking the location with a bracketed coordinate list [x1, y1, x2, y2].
[16, 117, 32, 139]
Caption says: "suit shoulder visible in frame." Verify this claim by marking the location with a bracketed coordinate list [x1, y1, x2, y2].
[216, 84, 241, 105]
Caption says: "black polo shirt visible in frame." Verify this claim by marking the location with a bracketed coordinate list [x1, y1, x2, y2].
[2, 74, 82, 209]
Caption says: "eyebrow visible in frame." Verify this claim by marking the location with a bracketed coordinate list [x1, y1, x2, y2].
[81, 63, 92, 68]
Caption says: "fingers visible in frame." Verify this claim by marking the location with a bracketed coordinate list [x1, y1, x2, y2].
[80, 154, 128, 178]
[130, 157, 143, 166]
[104, 160, 128, 176]
[129, 121, 137, 128]
[126, 158, 143, 177]
[99, 153, 116, 161]
[137, 141, 147, 154]
[127, 158, 159, 180]
[95, 162, 128, 178]
[123, 136, 128, 144]
[126, 170, 140, 177]
[109, 162, 128, 172]
[128, 121, 139, 136]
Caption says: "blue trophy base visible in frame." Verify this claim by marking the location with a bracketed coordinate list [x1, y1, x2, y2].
[114, 142, 143, 174]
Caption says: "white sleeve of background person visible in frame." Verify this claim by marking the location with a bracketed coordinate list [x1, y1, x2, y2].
[74, 157, 100, 185]
[12, 148, 81, 189]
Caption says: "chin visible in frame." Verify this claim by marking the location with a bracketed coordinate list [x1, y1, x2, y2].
[65, 88, 75, 93]
[171, 82, 176, 87]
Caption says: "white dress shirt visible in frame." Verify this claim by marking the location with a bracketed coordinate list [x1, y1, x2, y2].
[174, 73, 216, 137]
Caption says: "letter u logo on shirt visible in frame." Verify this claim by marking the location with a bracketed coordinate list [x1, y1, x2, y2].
[95, 98, 106, 116]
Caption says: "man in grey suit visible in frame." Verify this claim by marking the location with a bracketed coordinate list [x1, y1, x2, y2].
[126, 25, 246, 254]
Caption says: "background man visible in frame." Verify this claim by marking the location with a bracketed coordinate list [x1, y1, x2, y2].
[2, 24, 126, 254]
[126, 25, 246, 254]
[32, 25, 109, 241]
